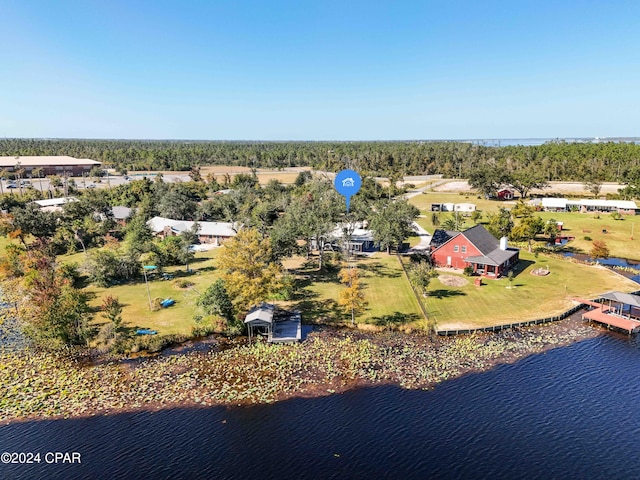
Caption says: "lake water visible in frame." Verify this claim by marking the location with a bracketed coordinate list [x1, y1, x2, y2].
[2, 333, 640, 479]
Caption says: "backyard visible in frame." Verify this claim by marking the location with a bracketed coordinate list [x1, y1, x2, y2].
[423, 251, 639, 331]
[59, 248, 222, 337]
[285, 253, 425, 329]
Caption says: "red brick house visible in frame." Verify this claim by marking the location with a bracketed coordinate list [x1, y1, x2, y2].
[430, 225, 519, 277]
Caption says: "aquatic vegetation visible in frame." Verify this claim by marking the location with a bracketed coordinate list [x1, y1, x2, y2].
[0, 319, 599, 423]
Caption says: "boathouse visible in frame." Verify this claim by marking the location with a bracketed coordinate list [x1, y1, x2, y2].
[244, 303, 302, 343]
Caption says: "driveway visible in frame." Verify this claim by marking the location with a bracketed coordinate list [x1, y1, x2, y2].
[407, 221, 431, 254]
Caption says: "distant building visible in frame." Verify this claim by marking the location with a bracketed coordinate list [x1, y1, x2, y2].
[430, 202, 476, 213]
[430, 224, 519, 277]
[540, 198, 637, 215]
[454, 203, 477, 213]
[32, 197, 78, 213]
[0, 156, 102, 177]
[496, 189, 514, 201]
[111, 206, 133, 225]
[148, 216, 237, 245]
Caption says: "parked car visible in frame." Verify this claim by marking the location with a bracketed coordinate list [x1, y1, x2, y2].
[6, 184, 17, 189]
[86, 183, 96, 188]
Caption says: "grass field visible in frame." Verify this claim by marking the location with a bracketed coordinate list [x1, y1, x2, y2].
[82, 249, 222, 336]
[536, 211, 639, 259]
[199, 166, 307, 185]
[408, 192, 640, 260]
[425, 251, 639, 331]
[289, 253, 424, 328]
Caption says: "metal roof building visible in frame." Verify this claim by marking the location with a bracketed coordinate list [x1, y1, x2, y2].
[0, 156, 101, 176]
[148, 216, 237, 245]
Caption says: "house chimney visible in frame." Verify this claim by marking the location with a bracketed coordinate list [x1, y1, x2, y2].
[500, 237, 508, 251]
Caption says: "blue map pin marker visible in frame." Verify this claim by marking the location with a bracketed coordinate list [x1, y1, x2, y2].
[334, 169, 362, 212]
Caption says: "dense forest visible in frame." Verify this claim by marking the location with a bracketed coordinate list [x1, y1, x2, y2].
[1, 138, 640, 182]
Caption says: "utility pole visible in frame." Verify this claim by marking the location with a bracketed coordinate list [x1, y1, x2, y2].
[143, 265, 157, 310]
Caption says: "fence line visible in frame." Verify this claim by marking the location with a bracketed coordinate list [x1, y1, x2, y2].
[396, 254, 429, 321]
[435, 290, 640, 336]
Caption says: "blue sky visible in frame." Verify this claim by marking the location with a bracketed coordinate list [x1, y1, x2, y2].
[1, 0, 638, 140]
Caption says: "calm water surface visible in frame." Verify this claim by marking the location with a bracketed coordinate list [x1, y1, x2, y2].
[2, 334, 640, 479]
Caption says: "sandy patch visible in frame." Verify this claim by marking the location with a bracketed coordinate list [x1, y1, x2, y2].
[432, 180, 625, 196]
[433, 181, 472, 192]
[438, 274, 469, 287]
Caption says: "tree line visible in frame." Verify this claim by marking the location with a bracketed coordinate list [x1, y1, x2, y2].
[2, 138, 640, 184]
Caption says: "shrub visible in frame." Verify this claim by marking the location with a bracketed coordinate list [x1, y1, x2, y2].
[84, 249, 141, 287]
[192, 321, 220, 337]
[324, 251, 342, 269]
[270, 273, 295, 300]
[175, 279, 194, 289]
[584, 235, 592, 241]
[463, 265, 474, 276]
[151, 297, 163, 311]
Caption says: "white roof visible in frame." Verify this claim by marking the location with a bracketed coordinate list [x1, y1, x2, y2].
[330, 225, 375, 242]
[454, 203, 476, 210]
[148, 216, 237, 237]
[244, 303, 275, 324]
[111, 206, 133, 220]
[577, 199, 638, 209]
[33, 197, 78, 207]
[0, 156, 101, 167]
[541, 198, 568, 209]
[541, 197, 638, 210]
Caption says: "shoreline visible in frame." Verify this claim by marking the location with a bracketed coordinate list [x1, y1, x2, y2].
[0, 316, 606, 425]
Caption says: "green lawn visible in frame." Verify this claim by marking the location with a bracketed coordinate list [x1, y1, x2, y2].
[409, 191, 500, 233]
[409, 192, 640, 260]
[426, 251, 639, 331]
[292, 254, 424, 328]
[536, 211, 640, 260]
[83, 249, 221, 336]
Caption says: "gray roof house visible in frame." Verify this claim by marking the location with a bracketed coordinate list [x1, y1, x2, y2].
[148, 216, 237, 245]
[430, 224, 520, 277]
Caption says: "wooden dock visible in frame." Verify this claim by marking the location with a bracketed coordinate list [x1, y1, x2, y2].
[572, 298, 614, 312]
[575, 295, 640, 334]
[581, 308, 640, 334]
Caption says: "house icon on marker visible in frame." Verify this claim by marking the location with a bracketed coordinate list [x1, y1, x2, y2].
[341, 177, 355, 187]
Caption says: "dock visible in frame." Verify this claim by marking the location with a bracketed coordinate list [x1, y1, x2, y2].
[269, 312, 302, 343]
[576, 293, 640, 334]
[581, 308, 640, 334]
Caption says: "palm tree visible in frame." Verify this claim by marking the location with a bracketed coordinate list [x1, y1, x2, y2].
[32, 168, 44, 193]
[15, 166, 25, 197]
